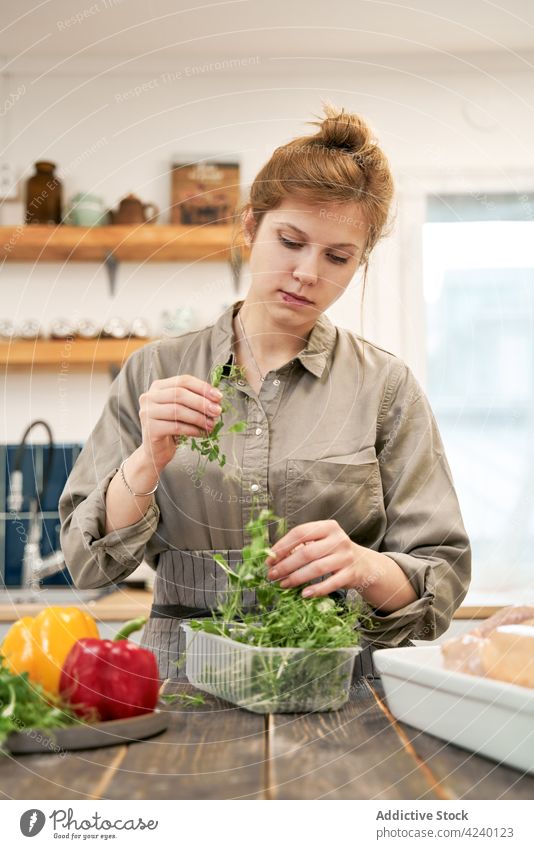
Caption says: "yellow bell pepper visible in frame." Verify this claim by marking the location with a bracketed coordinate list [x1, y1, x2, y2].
[0, 606, 99, 695]
[1, 616, 35, 676]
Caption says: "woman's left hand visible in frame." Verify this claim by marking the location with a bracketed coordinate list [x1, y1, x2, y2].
[265, 519, 363, 598]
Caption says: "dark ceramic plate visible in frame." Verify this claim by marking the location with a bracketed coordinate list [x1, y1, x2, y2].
[4, 709, 169, 754]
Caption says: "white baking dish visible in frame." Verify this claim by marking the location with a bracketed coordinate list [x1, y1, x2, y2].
[373, 646, 534, 774]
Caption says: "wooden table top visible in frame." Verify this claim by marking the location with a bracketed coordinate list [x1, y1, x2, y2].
[2, 678, 532, 801]
[0, 588, 153, 622]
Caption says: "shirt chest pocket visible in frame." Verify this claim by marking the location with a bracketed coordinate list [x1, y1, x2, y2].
[284, 453, 383, 538]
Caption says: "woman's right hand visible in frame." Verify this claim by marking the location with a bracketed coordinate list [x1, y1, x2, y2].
[138, 374, 223, 473]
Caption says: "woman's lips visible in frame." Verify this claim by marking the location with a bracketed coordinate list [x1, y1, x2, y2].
[279, 290, 313, 305]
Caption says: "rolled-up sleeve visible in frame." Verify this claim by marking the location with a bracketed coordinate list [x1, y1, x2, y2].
[355, 362, 471, 646]
[58, 345, 161, 589]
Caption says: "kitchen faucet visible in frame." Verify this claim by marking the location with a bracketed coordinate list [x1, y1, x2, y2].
[7, 419, 66, 590]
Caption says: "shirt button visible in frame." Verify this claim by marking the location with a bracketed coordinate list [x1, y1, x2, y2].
[255, 427, 262, 436]
[250, 483, 260, 492]
[273, 378, 280, 386]
[237, 379, 246, 386]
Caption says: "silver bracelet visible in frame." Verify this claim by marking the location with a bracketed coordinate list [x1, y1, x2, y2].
[119, 457, 159, 497]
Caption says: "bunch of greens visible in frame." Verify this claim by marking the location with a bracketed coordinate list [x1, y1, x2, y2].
[185, 507, 374, 712]
[189, 506, 372, 648]
[0, 659, 85, 753]
[176, 362, 247, 476]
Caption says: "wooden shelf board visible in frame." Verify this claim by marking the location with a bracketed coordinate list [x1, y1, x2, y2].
[0, 337, 158, 367]
[0, 224, 246, 262]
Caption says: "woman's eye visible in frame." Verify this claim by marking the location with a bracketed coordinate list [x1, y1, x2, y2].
[278, 235, 348, 265]
[328, 254, 349, 265]
[279, 235, 301, 249]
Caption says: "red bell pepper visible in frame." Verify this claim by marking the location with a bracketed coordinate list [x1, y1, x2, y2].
[59, 617, 160, 721]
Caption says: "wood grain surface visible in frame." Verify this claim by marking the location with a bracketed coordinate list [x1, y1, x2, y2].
[1, 679, 532, 800]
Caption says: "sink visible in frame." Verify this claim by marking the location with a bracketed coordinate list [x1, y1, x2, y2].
[0, 586, 116, 605]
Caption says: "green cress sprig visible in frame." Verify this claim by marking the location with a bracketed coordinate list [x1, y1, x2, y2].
[160, 692, 206, 707]
[188, 505, 374, 649]
[176, 362, 248, 476]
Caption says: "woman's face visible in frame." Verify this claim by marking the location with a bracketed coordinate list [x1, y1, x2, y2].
[244, 195, 369, 326]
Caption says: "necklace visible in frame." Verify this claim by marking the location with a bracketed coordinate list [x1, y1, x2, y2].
[237, 308, 276, 383]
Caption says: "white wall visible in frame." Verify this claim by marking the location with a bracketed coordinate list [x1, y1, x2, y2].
[1, 58, 533, 442]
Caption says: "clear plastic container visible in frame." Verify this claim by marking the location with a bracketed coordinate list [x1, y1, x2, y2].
[181, 623, 363, 713]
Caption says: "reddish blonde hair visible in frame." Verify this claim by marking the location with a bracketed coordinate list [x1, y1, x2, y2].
[231, 102, 395, 349]
[230, 102, 395, 380]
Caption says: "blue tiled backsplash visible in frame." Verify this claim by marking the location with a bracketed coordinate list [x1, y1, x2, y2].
[0, 444, 83, 586]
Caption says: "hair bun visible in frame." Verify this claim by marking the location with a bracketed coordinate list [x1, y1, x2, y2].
[238, 100, 395, 266]
[308, 100, 377, 162]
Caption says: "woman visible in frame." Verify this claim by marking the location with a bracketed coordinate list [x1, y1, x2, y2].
[59, 102, 471, 680]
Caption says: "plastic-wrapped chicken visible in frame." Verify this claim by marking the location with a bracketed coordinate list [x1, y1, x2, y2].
[441, 605, 534, 688]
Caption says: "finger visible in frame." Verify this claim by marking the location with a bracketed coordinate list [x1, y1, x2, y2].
[149, 386, 223, 418]
[301, 569, 353, 599]
[275, 553, 343, 589]
[267, 537, 336, 579]
[144, 401, 216, 430]
[266, 521, 334, 564]
[173, 424, 211, 439]
[266, 541, 316, 579]
[153, 374, 223, 401]
[149, 420, 213, 441]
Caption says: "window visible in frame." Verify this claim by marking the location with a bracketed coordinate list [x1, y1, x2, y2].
[423, 193, 534, 594]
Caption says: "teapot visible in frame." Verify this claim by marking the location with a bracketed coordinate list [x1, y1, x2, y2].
[107, 193, 159, 225]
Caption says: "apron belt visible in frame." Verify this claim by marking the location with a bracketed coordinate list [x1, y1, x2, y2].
[150, 603, 262, 620]
[149, 593, 346, 621]
[150, 603, 213, 619]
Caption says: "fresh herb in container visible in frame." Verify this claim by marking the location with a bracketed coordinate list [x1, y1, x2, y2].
[181, 507, 374, 713]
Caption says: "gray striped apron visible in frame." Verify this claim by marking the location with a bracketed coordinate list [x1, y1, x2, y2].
[140, 548, 381, 683]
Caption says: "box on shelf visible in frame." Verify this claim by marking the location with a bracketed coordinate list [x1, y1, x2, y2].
[170, 155, 240, 226]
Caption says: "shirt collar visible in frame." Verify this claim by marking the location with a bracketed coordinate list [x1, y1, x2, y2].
[210, 299, 337, 379]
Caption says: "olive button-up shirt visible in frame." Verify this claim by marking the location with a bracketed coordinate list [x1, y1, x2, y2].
[59, 299, 471, 648]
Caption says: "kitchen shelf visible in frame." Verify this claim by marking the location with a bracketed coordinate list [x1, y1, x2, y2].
[0, 337, 157, 369]
[0, 224, 246, 263]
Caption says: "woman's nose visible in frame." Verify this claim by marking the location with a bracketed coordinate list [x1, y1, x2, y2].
[293, 257, 319, 286]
